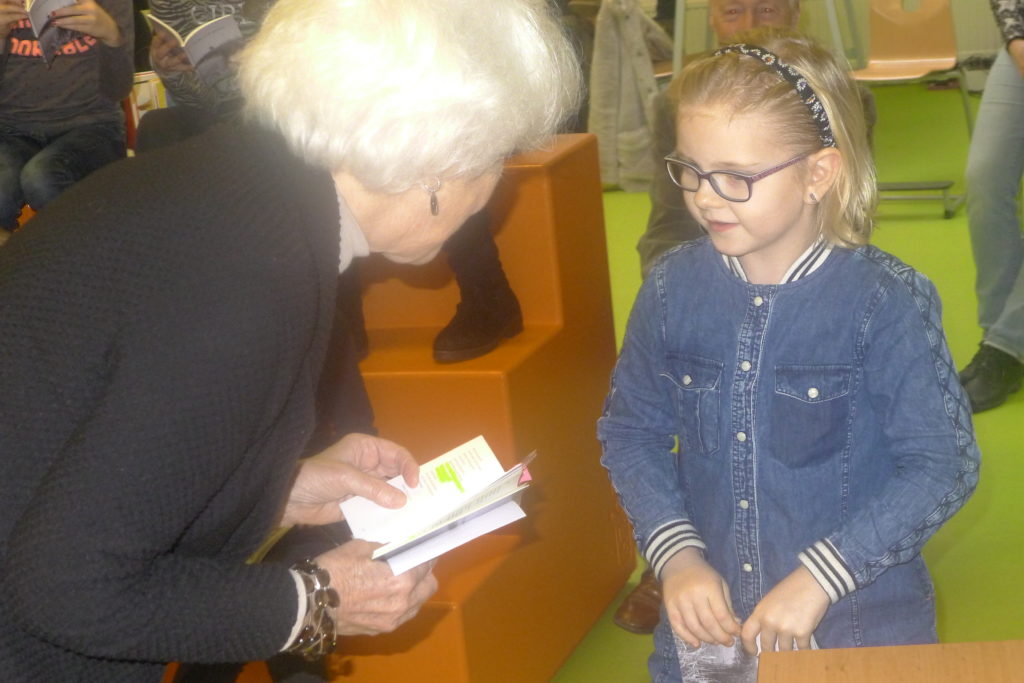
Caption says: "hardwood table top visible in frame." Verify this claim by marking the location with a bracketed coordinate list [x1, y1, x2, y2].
[758, 640, 1024, 682]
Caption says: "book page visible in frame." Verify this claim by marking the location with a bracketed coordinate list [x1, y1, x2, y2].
[341, 435, 507, 544]
[142, 12, 184, 45]
[27, 0, 73, 37]
[382, 500, 525, 575]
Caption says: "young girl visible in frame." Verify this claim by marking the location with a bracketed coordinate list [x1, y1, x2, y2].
[597, 29, 979, 681]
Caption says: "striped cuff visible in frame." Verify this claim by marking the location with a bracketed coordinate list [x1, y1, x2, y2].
[645, 520, 706, 578]
[799, 539, 857, 604]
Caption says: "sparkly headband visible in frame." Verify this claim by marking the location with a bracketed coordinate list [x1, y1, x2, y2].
[713, 43, 836, 148]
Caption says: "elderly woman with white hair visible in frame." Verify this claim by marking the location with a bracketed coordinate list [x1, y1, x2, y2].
[0, 0, 580, 680]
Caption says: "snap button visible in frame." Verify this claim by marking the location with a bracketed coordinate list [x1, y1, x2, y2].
[736, 432, 747, 442]
[742, 563, 753, 572]
[807, 387, 820, 399]
[740, 361, 751, 371]
[682, 374, 693, 386]
[753, 296, 764, 307]
[739, 499, 749, 509]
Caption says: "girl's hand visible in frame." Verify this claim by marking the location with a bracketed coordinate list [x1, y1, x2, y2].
[740, 565, 830, 654]
[281, 433, 419, 527]
[51, 0, 120, 47]
[149, 28, 193, 73]
[1009, 39, 1024, 79]
[0, 0, 27, 42]
[662, 547, 741, 648]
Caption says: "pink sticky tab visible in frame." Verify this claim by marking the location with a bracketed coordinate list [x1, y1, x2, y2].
[518, 466, 533, 485]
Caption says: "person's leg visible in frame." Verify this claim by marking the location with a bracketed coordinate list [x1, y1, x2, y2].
[966, 49, 1024, 344]
[0, 130, 43, 232]
[433, 209, 523, 363]
[19, 120, 126, 211]
[961, 48, 1024, 411]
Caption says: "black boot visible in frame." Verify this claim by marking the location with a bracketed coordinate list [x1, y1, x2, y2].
[433, 283, 523, 363]
[960, 343, 1024, 413]
[433, 209, 523, 363]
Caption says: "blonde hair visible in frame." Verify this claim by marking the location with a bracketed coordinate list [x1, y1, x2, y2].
[237, 0, 582, 193]
[668, 28, 875, 245]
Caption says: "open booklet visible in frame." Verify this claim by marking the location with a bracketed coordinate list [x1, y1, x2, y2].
[340, 435, 535, 575]
[26, 0, 75, 66]
[144, 13, 244, 86]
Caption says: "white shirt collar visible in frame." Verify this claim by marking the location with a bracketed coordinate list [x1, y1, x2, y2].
[336, 190, 370, 273]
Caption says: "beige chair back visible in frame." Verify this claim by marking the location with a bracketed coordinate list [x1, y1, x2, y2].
[853, 0, 957, 81]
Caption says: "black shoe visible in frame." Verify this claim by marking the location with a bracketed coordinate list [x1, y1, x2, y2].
[433, 289, 523, 363]
[960, 344, 1024, 413]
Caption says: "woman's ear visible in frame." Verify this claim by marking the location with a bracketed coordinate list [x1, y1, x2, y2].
[805, 147, 842, 204]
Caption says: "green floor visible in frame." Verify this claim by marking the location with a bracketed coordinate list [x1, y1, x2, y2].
[552, 83, 1024, 681]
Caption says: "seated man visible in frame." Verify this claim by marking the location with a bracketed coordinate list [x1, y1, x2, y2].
[0, 0, 133, 243]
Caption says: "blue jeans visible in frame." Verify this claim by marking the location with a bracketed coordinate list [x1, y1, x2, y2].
[0, 120, 125, 230]
[965, 48, 1024, 359]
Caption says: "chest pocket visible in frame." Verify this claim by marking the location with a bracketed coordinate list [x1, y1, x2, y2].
[665, 354, 722, 457]
[772, 364, 853, 467]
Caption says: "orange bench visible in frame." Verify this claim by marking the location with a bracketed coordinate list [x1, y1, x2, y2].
[329, 133, 635, 682]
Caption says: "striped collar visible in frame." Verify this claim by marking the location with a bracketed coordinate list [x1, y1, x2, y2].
[722, 237, 832, 284]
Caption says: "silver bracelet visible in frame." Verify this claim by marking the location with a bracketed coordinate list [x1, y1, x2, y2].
[285, 558, 339, 660]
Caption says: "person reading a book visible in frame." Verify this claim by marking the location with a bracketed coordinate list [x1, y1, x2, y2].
[598, 29, 978, 681]
[0, 0, 133, 246]
[0, 0, 580, 681]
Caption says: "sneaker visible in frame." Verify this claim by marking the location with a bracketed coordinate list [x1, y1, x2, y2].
[432, 288, 523, 363]
[960, 344, 1024, 413]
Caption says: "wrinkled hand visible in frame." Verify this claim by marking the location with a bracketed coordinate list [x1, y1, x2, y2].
[0, 0, 26, 42]
[149, 28, 193, 73]
[316, 540, 438, 635]
[52, 0, 120, 46]
[281, 433, 419, 527]
[662, 547, 741, 648]
[740, 566, 829, 654]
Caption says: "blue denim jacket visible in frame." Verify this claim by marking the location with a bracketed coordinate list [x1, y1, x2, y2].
[598, 239, 979, 656]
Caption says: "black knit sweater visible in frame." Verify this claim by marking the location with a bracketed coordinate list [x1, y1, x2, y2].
[0, 122, 341, 681]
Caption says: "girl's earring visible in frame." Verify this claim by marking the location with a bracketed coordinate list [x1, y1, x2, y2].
[421, 177, 442, 216]
[808, 192, 819, 204]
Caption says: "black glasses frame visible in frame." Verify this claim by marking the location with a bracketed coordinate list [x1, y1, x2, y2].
[664, 153, 809, 202]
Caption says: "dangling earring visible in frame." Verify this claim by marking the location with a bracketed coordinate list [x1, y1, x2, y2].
[420, 177, 442, 216]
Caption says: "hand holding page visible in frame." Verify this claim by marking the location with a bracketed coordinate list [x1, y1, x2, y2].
[340, 436, 535, 575]
[26, 0, 75, 66]
[144, 13, 243, 86]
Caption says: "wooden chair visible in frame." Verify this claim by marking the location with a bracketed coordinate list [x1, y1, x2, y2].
[852, 0, 971, 218]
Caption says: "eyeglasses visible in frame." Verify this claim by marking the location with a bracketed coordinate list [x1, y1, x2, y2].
[664, 153, 809, 202]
